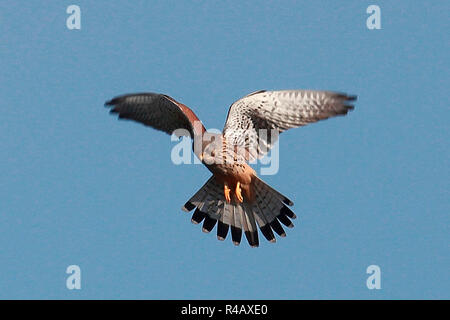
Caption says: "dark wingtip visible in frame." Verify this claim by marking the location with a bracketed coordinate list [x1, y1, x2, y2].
[346, 94, 357, 101]
[105, 97, 122, 107]
[334, 92, 357, 101]
[336, 104, 355, 116]
[343, 94, 357, 113]
[105, 92, 160, 108]
[345, 105, 355, 111]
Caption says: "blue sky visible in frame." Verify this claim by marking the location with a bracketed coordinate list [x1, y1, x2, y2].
[0, 1, 448, 299]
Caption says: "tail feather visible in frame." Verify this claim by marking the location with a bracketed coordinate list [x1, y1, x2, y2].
[253, 180, 287, 237]
[221, 202, 233, 226]
[202, 216, 217, 233]
[253, 176, 294, 207]
[217, 220, 229, 241]
[181, 175, 297, 247]
[252, 179, 280, 223]
[270, 219, 286, 237]
[231, 204, 243, 245]
[182, 177, 212, 212]
[254, 177, 295, 230]
[217, 201, 233, 240]
[277, 211, 294, 228]
[191, 208, 206, 224]
[252, 185, 277, 242]
[242, 202, 259, 247]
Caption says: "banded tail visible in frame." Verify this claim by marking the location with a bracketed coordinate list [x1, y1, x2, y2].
[182, 176, 297, 247]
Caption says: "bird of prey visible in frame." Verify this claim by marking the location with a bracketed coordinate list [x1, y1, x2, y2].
[105, 90, 356, 247]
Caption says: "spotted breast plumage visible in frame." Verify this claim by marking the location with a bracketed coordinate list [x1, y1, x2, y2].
[105, 90, 356, 247]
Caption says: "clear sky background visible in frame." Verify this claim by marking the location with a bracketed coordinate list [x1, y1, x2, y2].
[0, 1, 448, 299]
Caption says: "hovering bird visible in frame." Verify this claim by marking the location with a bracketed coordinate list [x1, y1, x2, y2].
[105, 90, 356, 247]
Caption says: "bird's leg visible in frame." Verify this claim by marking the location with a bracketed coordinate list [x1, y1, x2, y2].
[224, 182, 231, 203]
[235, 182, 244, 203]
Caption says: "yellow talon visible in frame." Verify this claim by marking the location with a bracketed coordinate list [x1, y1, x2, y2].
[236, 182, 244, 203]
[224, 183, 231, 203]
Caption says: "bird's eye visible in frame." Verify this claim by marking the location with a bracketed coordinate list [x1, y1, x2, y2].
[211, 151, 215, 157]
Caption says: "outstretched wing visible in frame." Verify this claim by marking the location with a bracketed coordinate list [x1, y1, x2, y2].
[223, 90, 356, 160]
[105, 93, 206, 137]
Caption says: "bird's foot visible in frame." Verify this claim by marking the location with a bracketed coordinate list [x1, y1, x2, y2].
[235, 182, 244, 203]
[224, 183, 231, 203]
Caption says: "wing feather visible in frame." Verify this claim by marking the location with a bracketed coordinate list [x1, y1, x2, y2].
[105, 92, 205, 137]
[223, 90, 356, 160]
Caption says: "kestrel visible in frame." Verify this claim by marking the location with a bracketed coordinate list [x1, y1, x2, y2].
[105, 90, 356, 247]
